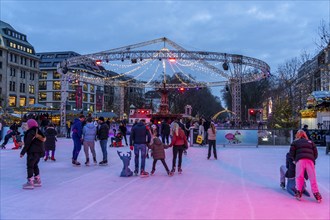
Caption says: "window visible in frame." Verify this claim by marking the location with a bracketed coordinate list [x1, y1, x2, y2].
[0, 61, 2, 69]
[90, 85, 95, 93]
[9, 81, 16, 92]
[39, 81, 47, 90]
[40, 72, 47, 79]
[30, 72, 35, 80]
[68, 92, 76, 101]
[53, 92, 61, 101]
[29, 85, 35, 94]
[0, 74, 2, 82]
[29, 98, 35, 105]
[19, 83, 26, 93]
[10, 68, 16, 77]
[83, 83, 88, 91]
[20, 70, 26, 79]
[0, 50, 2, 56]
[9, 96, 16, 107]
[83, 93, 87, 102]
[53, 81, 61, 90]
[19, 97, 26, 107]
[53, 71, 61, 79]
[90, 94, 94, 102]
[39, 93, 47, 101]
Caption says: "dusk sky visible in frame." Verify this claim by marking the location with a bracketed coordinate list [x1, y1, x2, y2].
[1, 0, 329, 74]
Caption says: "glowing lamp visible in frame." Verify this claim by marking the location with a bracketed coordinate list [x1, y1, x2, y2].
[95, 60, 102, 65]
[169, 57, 176, 63]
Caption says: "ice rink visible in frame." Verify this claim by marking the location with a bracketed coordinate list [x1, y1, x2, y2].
[1, 137, 329, 220]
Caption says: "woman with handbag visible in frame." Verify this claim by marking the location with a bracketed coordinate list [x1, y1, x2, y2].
[20, 119, 46, 189]
[169, 123, 188, 174]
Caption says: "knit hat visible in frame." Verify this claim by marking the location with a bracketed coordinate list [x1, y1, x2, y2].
[27, 119, 38, 128]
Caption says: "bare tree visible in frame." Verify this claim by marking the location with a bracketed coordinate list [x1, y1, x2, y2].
[315, 19, 330, 50]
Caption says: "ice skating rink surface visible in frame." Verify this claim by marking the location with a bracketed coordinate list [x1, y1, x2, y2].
[1, 137, 329, 219]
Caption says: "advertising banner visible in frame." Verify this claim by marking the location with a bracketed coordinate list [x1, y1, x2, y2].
[75, 85, 82, 109]
[96, 91, 103, 111]
[216, 129, 258, 146]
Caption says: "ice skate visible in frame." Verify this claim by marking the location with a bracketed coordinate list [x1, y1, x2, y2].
[171, 167, 175, 173]
[178, 167, 182, 174]
[313, 192, 322, 203]
[33, 176, 42, 187]
[1, 144, 6, 149]
[72, 160, 81, 166]
[22, 178, 34, 190]
[168, 171, 174, 177]
[51, 156, 56, 161]
[85, 158, 90, 166]
[134, 169, 139, 176]
[295, 190, 302, 201]
[150, 169, 155, 175]
[140, 170, 149, 178]
[93, 157, 97, 165]
[302, 189, 310, 197]
[280, 182, 285, 189]
[99, 160, 108, 166]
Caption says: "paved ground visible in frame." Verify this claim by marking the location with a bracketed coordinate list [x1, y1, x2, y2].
[1, 137, 329, 219]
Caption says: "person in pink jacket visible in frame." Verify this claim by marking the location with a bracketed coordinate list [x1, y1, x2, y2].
[207, 122, 217, 160]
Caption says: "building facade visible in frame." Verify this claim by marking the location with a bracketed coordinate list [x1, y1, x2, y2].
[36, 51, 112, 112]
[0, 20, 39, 109]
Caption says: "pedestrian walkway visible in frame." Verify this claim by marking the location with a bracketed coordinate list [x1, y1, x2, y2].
[0, 138, 329, 219]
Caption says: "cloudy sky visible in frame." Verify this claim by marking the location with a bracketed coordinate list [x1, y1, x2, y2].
[1, 0, 329, 74]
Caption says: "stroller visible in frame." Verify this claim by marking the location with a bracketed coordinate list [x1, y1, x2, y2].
[109, 132, 123, 147]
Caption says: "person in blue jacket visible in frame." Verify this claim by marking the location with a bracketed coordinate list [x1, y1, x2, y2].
[71, 115, 85, 166]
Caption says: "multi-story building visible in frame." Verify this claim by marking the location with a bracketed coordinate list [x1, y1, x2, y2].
[295, 44, 330, 129]
[0, 20, 39, 109]
[36, 51, 114, 112]
[295, 44, 330, 110]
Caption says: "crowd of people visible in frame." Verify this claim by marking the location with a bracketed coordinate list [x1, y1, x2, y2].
[0, 116, 324, 203]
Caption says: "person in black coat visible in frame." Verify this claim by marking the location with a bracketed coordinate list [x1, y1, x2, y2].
[44, 123, 57, 161]
[20, 119, 46, 189]
[119, 122, 128, 146]
[97, 117, 110, 165]
[279, 152, 310, 196]
[289, 129, 322, 202]
[160, 119, 170, 145]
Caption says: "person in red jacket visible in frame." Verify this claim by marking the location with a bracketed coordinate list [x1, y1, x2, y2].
[169, 122, 188, 174]
[289, 129, 322, 203]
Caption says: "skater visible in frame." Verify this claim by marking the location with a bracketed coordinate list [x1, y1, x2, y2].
[207, 122, 217, 160]
[0, 119, 3, 142]
[289, 130, 322, 202]
[148, 134, 173, 176]
[20, 119, 46, 189]
[119, 122, 128, 146]
[279, 152, 310, 197]
[66, 120, 72, 138]
[71, 115, 85, 166]
[1, 122, 19, 149]
[44, 123, 57, 161]
[161, 119, 170, 145]
[129, 119, 151, 176]
[82, 117, 97, 166]
[97, 117, 110, 165]
[169, 122, 188, 174]
[198, 119, 205, 146]
[302, 124, 311, 140]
